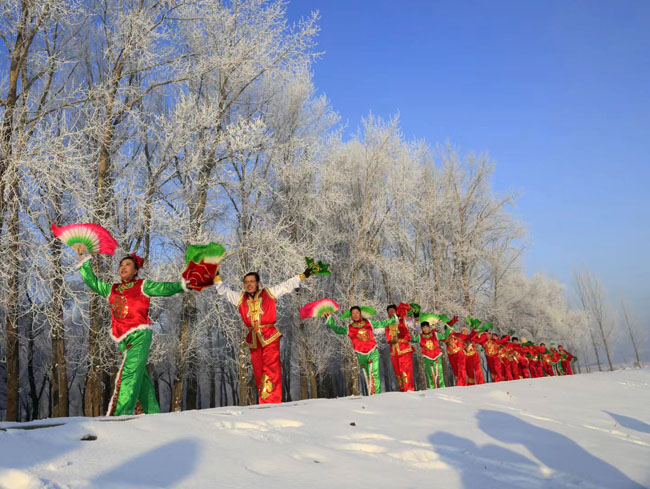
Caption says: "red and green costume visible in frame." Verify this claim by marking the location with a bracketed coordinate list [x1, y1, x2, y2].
[541, 348, 560, 376]
[78, 256, 186, 416]
[558, 346, 576, 375]
[413, 329, 446, 389]
[326, 315, 397, 395]
[215, 274, 305, 404]
[524, 343, 546, 378]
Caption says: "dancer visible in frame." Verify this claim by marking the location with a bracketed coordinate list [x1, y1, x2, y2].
[474, 331, 509, 382]
[385, 304, 416, 392]
[558, 345, 576, 375]
[78, 253, 187, 416]
[437, 315, 468, 386]
[463, 319, 486, 385]
[413, 316, 447, 389]
[324, 306, 397, 395]
[214, 267, 314, 404]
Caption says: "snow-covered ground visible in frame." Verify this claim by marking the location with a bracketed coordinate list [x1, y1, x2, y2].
[1, 368, 649, 489]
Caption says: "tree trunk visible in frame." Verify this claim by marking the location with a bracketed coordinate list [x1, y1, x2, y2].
[238, 338, 253, 405]
[587, 324, 602, 372]
[84, 293, 105, 417]
[50, 236, 68, 417]
[185, 370, 197, 411]
[207, 326, 217, 408]
[596, 319, 614, 371]
[621, 302, 642, 368]
[5, 164, 20, 421]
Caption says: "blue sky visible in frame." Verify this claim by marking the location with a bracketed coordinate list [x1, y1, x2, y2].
[286, 0, 650, 321]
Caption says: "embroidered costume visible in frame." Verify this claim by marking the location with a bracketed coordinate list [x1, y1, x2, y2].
[413, 329, 446, 389]
[326, 315, 397, 395]
[386, 317, 415, 392]
[215, 274, 305, 404]
[78, 256, 186, 416]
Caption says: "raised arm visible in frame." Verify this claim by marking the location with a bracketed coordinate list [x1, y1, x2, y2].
[437, 327, 454, 341]
[143, 279, 186, 297]
[213, 276, 243, 306]
[325, 315, 348, 335]
[368, 316, 398, 331]
[267, 275, 304, 299]
[77, 256, 111, 298]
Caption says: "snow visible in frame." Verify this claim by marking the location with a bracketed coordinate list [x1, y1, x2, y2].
[1, 369, 649, 489]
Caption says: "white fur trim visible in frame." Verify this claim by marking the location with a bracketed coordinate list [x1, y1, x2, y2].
[141, 280, 151, 298]
[354, 345, 377, 355]
[180, 276, 189, 292]
[74, 254, 92, 270]
[111, 324, 152, 343]
[106, 346, 129, 416]
[423, 352, 442, 361]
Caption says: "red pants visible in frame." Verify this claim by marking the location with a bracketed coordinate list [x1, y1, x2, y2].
[249, 340, 282, 404]
[448, 351, 467, 386]
[519, 360, 531, 379]
[529, 361, 539, 378]
[503, 358, 513, 381]
[510, 360, 522, 380]
[391, 352, 414, 392]
[486, 355, 503, 382]
[465, 354, 484, 385]
[544, 363, 555, 376]
[531, 361, 543, 378]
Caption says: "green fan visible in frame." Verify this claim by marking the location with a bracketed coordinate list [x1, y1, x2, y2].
[406, 302, 421, 317]
[419, 313, 440, 325]
[305, 257, 331, 275]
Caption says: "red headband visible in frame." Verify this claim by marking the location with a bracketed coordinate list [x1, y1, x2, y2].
[129, 254, 144, 269]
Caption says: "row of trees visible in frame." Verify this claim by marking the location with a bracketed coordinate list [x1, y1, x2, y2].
[0, 0, 643, 421]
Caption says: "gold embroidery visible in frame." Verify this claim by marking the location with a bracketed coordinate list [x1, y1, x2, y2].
[246, 293, 264, 330]
[485, 341, 497, 356]
[260, 374, 273, 400]
[111, 295, 129, 319]
[447, 336, 461, 354]
[425, 340, 435, 350]
[400, 371, 409, 388]
[356, 329, 369, 342]
[247, 327, 282, 349]
[389, 323, 399, 343]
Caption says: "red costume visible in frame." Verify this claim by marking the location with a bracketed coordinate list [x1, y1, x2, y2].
[444, 331, 468, 386]
[215, 274, 304, 404]
[529, 345, 546, 378]
[464, 331, 485, 385]
[504, 341, 522, 380]
[475, 333, 509, 382]
[514, 345, 531, 379]
[386, 318, 415, 392]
